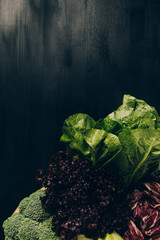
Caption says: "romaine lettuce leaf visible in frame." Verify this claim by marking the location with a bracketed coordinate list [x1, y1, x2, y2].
[61, 118, 122, 167]
[113, 129, 160, 187]
[60, 113, 96, 156]
[95, 117, 122, 135]
[83, 129, 122, 167]
[60, 95, 160, 188]
[97, 95, 160, 133]
[60, 113, 96, 143]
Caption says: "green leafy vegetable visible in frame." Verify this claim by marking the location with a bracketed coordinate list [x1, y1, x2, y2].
[95, 117, 122, 135]
[60, 113, 97, 156]
[77, 231, 124, 240]
[113, 128, 160, 187]
[60, 113, 96, 143]
[61, 116, 122, 167]
[104, 232, 124, 240]
[60, 95, 160, 187]
[83, 129, 122, 167]
[98, 95, 160, 132]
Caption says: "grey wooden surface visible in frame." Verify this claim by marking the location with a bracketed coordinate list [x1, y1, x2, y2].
[0, 0, 160, 237]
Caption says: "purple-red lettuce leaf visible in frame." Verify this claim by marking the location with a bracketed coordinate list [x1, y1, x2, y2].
[124, 220, 144, 240]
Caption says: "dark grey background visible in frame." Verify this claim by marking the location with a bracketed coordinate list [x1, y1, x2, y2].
[0, 0, 160, 237]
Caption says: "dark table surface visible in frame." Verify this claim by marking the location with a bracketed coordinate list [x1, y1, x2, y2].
[0, 0, 160, 238]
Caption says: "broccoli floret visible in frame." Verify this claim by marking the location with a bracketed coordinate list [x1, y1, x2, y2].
[4, 237, 12, 240]
[41, 216, 53, 229]
[19, 197, 29, 214]
[39, 230, 60, 240]
[23, 189, 51, 221]
[39, 227, 61, 240]
[39, 218, 61, 240]
[3, 213, 24, 240]
[3, 189, 58, 240]
[17, 218, 39, 240]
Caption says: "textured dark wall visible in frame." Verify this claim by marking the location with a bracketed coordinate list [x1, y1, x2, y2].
[0, 0, 160, 237]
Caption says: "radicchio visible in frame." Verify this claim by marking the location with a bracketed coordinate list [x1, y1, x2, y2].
[124, 181, 160, 240]
[124, 220, 144, 240]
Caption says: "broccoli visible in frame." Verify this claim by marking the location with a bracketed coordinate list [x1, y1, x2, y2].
[19, 189, 51, 221]
[18, 196, 29, 214]
[3, 213, 24, 240]
[3, 189, 61, 240]
[3, 189, 124, 240]
[18, 217, 39, 240]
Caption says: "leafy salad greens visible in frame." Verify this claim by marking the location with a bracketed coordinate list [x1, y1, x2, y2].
[60, 95, 160, 188]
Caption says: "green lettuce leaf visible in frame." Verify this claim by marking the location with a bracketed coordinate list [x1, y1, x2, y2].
[97, 95, 160, 133]
[60, 95, 160, 188]
[60, 113, 122, 167]
[113, 129, 160, 187]
[78, 231, 123, 240]
[95, 117, 122, 135]
[60, 113, 96, 156]
[60, 113, 96, 143]
[83, 129, 122, 167]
